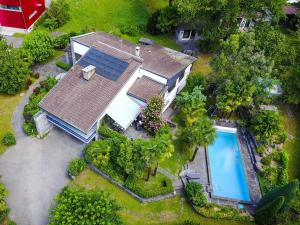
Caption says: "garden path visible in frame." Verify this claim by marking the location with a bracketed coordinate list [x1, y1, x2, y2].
[0, 60, 82, 225]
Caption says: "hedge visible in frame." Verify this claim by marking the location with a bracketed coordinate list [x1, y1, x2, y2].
[68, 158, 86, 177]
[56, 61, 72, 71]
[124, 174, 173, 198]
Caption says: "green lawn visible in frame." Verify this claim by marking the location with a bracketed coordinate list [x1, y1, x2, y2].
[73, 169, 253, 225]
[0, 94, 22, 154]
[57, 0, 179, 50]
[279, 104, 300, 180]
[191, 53, 213, 75]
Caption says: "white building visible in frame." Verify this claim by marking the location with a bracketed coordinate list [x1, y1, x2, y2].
[38, 32, 196, 143]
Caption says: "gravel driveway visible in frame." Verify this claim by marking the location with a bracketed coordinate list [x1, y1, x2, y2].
[0, 60, 83, 225]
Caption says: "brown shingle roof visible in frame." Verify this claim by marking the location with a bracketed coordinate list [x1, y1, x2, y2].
[39, 59, 141, 133]
[128, 77, 165, 103]
[73, 32, 196, 78]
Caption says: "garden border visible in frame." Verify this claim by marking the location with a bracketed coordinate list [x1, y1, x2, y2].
[89, 164, 178, 203]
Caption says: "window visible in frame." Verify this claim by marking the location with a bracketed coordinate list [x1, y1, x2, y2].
[0, 4, 22, 12]
[29, 10, 37, 20]
[183, 30, 191, 39]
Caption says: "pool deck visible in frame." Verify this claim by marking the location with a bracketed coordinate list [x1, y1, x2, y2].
[183, 126, 261, 209]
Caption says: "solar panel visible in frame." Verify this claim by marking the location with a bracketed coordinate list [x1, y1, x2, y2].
[78, 48, 129, 81]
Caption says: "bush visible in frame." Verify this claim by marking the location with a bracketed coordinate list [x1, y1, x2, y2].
[43, 18, 59, 31]
[98, 126, 127, 142]
[84, 140, 111, 168]
[0, 183, 9, 223]
[68, 158, 86, 177]
[140, 95, 165, 135]
[254, 196, 285, 225]
[23, 122, 38, 136]
[183, 73, 207, 93]
[120, 24, 140, 36]
[2, 133, 16, 146]
[49, 187, 123, 225]
[23, 30, 54, 62]
[256, 145, 266, 156]
[53, 35, 69, 49]
[56, 61, 72, 71]
[147, 6, 178, 34]
[185, 182, 207, 207]
[194, 203, 252, 221]
[46, 0, 70, 29]
[124, 174, 173, 198]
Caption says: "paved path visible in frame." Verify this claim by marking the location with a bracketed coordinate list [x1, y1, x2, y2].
[0, 60, 82, 225]
[3, 35, 23, 48]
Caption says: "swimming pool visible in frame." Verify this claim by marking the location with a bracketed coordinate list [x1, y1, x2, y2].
[208, 129, 251, 202]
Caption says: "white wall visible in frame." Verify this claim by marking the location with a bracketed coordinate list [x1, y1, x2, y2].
[163, 65, 192, 111]
[73, 41, 89, 59]
[139, 68, 167, 84]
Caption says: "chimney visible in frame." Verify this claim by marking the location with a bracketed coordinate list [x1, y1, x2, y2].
[135, 46, 140, 57]
[82, 65, 96, 80]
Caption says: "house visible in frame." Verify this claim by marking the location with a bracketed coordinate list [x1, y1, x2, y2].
[38, 32, 196, 143]
[0, 0, 45, 33]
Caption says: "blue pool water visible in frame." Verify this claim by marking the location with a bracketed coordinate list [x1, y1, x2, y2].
[208, 131, 251, 202]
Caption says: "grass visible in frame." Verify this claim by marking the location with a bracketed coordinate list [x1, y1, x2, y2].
[278, 104, 300, 180]
[57, 0, 179, 50]
[0, 94, 22, 154]
[191, 53, 213, 75]
[73, 169, 253, 225]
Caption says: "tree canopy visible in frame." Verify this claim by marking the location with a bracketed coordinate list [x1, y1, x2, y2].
[49, 187, 123, 225]
[0, 37, 30, 95]
[212, 32, 274, 113]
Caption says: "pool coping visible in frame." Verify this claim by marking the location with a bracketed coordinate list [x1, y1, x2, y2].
[205, 126, 261, 205]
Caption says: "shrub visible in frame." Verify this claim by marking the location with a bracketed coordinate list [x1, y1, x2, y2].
[261, 156, 272, 166]
[68, 158, 86, 177]
[183, 73, 207, 93]
[147, 10, 161, 35]
[185, 181, 207, 207]
[56, 61, 72, 71]
[0, 183, 9, 223]
[25, 78, 32, 90]
[43, 18, 59, 31]
[84, 140, 112, 168]
[23, 122, 38, 136]
[53, 35, 69, 49]
[251, 110, 286, 145]
[48, 187, 123, 225]
[98, 126, 127, 142]
[194, 203, 252, 221]
[46, 0, 70, 29]
[147, 6, 178, 34]
[254, 196, 285, 225]
[256, 179, 299, 211]
[124, 174, 173, 198]
[30, 72, 40, 79]
[2, 133, 16, 146]
[256, 145, 266, 156]
[141, 95, 165, 135]
[180, 221, 200, 225]
[120, 24, 140, 36]
[23, 30, 54, 62]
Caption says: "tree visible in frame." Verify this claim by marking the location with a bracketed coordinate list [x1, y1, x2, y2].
[254, 196, 285, 225]
[178, 115, 215, 149]
[147, 6, 179, 34]
[49, 187, 123, 225]
[141, 95, 165, 135]
[254, 23, 296, 73]
[183, 73, 207, 94]
[46, 0, 70, 29]
[251, 110, 286, 145]
[256, 179, 299, 211]
[212, 32, 274, 114]
[282, 67, 300, 104]
[176, 86, 206, 126]
[173, 0, 286, 43]
[0, 37, 30, 95]
[176, 86, 215, 152]
[23, 30, 54, 62]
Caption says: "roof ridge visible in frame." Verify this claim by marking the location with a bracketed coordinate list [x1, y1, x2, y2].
[94, 40, 144, 63]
